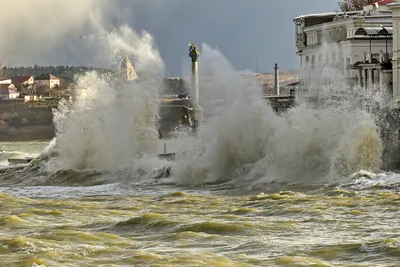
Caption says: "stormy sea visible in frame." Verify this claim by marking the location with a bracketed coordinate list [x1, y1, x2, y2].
[1, 26, 399, 267]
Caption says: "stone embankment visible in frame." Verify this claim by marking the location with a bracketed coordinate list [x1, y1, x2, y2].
[0, 100, 55, 141]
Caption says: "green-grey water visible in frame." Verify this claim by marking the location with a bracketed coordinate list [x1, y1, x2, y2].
[0, 23, 397, 267]
[1, 141, 400, 267]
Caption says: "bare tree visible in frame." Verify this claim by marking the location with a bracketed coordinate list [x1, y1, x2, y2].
[338, 0, 376, 11]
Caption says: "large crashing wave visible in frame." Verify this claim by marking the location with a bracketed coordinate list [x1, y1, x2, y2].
[171, 44, 382, 187]
[47, 26, 165, 172]
[11, 35, 383, 189]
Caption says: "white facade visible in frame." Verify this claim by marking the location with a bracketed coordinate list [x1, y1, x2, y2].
[34, 74, 60, 89]
[294, 7, 393, 94]
[34, 78, 60, 89]
[388, 2, 400, 105]
[0, 84, 18, 99]
[9, 91, 19, 99]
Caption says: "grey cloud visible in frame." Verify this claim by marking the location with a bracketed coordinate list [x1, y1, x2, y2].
[0, 0, 337, 75]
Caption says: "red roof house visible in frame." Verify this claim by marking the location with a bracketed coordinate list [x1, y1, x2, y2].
[11, 75, 34, 85]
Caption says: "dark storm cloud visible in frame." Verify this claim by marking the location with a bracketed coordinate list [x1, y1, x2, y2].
[0, 0, 337, 75]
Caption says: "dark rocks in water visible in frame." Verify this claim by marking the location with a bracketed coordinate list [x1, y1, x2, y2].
[7, 157, 34, 165]
[153, 165, 172, 180]
[158, 153, 175, 161]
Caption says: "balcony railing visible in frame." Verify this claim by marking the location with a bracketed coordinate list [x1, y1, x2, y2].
[296, 33, 306, 46]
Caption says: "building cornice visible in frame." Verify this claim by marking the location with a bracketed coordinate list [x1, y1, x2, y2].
[302, 16, 392, 33]
[387, 2, 400, 10]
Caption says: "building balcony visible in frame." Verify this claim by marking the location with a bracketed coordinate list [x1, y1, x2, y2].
[296, 33, 306, 46]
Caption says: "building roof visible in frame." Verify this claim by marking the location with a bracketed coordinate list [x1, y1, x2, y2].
[293, 11, 359, 21]
[11, 75, 32, 84]
[294, 0, 394, 22]
[377, 0, 394, 5]
[34, 73, 59, 80]
[0, 83, 12, 89]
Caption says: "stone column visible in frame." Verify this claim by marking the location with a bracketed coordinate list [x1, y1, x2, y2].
[379, 70, 386, 93]
[388, 2, 400, 105]
[188, 43, 202, 130]
[192, 60, 199, 106]
[358, 68, 363, 87]
[364, 69, 368, 89]
[375, 69, 382, 86]
[368, 68, 373, 89]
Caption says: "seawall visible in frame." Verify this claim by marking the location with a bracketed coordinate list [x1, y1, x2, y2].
[0, 99, 192, 141]
[0, 100, 55, 141]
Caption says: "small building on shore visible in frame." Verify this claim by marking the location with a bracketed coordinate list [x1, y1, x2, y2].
[0, 84, 19, 99]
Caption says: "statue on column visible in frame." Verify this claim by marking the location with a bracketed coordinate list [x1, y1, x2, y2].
[188, 43, 200, 62]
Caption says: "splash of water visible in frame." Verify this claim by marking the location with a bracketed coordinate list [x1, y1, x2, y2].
[38, 27, 384, 189]
[48, 26, 164, 172]
[171, 44, 382, 187]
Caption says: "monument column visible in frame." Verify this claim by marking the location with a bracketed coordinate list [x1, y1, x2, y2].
[188, 43, 203, 131]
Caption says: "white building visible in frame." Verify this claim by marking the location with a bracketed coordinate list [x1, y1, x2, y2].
[0, 79, 12, 84]
[0, 84, 19, 99]
[388, 1, 400, 105]
[34, 73, 60, 89]
[294, 0, 394, 95]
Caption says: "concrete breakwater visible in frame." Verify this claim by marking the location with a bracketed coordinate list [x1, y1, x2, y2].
[0, 96, 297, 141]
[0, 99, 193, 141]
[0, 101, 55, 141]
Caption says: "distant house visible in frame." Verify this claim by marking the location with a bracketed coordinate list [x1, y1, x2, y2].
[11, 75, 34, 86]
[34, 73, 60, 89]
[0, 79, 12, 84]
[0, 84, 19, 99]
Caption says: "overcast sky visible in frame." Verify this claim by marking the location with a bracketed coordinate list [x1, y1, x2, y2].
[1, 0, 337, 76]
[135, 0, 338, 75]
